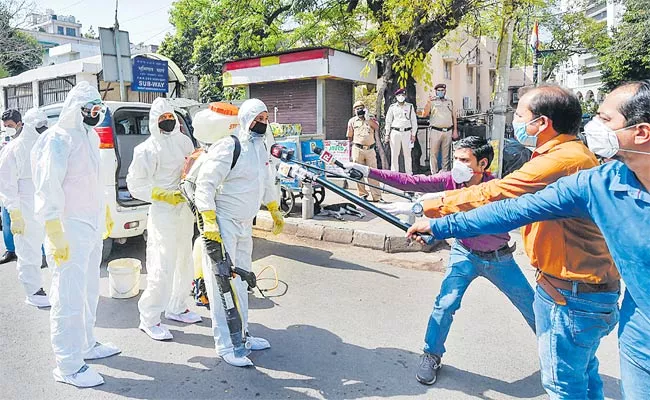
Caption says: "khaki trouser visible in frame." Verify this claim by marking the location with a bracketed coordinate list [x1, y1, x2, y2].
[429, 128, 452, 173]
[389, 129, 413, 174]
[352, 145, 382, 200]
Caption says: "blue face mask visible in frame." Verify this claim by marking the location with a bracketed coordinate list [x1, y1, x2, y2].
[512, 116, 543, 147]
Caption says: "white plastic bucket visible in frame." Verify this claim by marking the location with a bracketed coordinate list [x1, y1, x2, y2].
[107, 258, 142, 299]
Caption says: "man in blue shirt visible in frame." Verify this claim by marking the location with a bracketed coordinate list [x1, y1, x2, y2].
[407, 80, 650, 399]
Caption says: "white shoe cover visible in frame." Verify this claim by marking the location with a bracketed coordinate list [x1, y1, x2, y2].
[25, 293, 50, 308]
[222, 351, 254, 367]
[139, 322, 173, 341]
[165, 309, 202, 324]
[247, 335, 270, 351]
[84, 342, 121, 360]
[53, 365, 104, 388]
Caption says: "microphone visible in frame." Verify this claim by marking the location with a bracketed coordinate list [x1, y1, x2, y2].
[270, 144, 295, 162]
[313, 147, 363, 180]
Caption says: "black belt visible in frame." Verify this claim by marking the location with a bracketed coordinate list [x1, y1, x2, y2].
[430, 126, 452, 132]
[391, 127, 412, 132]
[457, 240, 516, 260]
[353, 143, 375, 150]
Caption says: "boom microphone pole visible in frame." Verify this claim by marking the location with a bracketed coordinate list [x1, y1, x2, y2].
[273, 159, 434, 245]
[270, 144, 413, 200]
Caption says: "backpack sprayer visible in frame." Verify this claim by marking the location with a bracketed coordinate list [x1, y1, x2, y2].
[178, 102, 255, 358]
[270, 144, 433, 244]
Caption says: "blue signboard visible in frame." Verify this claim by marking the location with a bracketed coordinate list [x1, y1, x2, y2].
[131, 57, 169, 93]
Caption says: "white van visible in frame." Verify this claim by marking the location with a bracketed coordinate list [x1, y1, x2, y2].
[40, 101, 195, 260]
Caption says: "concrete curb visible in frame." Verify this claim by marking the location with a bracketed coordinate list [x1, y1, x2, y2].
[254, 215, 441, 253]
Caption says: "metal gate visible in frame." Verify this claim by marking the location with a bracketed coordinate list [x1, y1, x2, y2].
[4, 83, 33, 115]
[39, 76, 76, 106]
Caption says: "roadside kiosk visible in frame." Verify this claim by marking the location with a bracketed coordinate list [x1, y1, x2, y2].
[223, 47, 378, 218]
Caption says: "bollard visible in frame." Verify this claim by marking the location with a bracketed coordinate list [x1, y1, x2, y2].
[302, 183, 314, 219]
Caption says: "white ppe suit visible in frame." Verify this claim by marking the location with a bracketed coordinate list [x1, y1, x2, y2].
[0, 108, 47, 297]
[194, 98, 279, 355]
[31, 82, 108, 376]
[127, 98, 195, 328]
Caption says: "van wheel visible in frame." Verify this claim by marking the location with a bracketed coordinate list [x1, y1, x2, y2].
[102, 239, 114, 262]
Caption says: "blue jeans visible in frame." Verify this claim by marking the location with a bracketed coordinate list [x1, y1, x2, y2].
[2, 207, 15, 252]
[618, 291, 650, 399]
[534, 284, 619, 400]
[423, 241, 536, 356]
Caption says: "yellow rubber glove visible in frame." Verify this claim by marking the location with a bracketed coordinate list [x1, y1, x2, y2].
[103, 205, 113, 240]
[267, 201, 285, 235]
[45, 219, 70, 266]
[200, 210, 222, 242]
[151, 187, 186, 206]
[8, 209, 25, 235]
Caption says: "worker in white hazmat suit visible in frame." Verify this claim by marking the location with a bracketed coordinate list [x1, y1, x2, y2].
[31, 81, 120, 388]
[194, 98, 284, 367]
[127, 97, 201, 341]
[0, 108, 50, 308]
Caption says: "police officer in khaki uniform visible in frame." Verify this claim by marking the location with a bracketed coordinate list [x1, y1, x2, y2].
[385, 88, 418, 174]
[347, 101, 383, 202]
[422, 83, 458, 173]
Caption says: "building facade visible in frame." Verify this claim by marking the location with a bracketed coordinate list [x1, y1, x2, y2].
[555, 0, 625, 102]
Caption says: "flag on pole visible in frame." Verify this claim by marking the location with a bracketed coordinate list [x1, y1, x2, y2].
[529, 21, 539, 51]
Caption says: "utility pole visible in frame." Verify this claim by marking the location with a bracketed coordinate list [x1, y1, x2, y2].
[492, 0, 516, 178]
[114, 0, 127, 101]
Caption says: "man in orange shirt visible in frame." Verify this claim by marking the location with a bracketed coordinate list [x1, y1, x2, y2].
[409, 85, 620, 399]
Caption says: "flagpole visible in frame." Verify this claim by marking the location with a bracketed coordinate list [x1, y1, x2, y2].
[531, 21, 539, 86]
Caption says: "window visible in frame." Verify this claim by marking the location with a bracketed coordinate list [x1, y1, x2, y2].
[39, 76, 76, 106]
[466, 67, 474, 84]
[462, 96, 473, 110]
[57, 26, 64, 35]
[444, 61, 452, 80]
[4, 83, 33, 115]
[65, 27, 76, 37]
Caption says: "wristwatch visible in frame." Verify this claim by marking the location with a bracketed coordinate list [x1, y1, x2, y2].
[411, 202, 424, 217]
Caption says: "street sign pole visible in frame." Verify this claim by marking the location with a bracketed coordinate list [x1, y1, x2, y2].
[114, 0, 127, 101]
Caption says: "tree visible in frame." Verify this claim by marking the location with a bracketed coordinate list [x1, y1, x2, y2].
[0, 0, 42, 76]
[597, 0, 650, 92]
[535, 2, 609, 81]
[160, 0, 308, 102]
[83, 25, 98, 39]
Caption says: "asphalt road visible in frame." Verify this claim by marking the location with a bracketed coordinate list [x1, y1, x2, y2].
[0, 232, 622, 399]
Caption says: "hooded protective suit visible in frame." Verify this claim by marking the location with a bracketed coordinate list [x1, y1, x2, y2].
[194, 98, 279, 361]
[31, 81, 111, 379]
[127, 97, 197, 334]
[0, 108, 48, 302]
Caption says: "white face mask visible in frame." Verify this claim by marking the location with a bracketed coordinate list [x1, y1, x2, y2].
[584, 118, 650, 158]
[451, 160, 475, 183]
[396, 95, 406, 103]
[4, 127, 16, 137]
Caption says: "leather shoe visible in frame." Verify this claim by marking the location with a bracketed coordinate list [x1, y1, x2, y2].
[0, 251, 16, 264]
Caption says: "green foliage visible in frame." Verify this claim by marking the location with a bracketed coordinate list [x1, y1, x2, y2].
[597, 0, 650, 92]
[536, 2, 608, 80]
[580, 99, 599, 116]
[0, 1, 43, 76]
[83, 26, 98, 39]
[160, 0, 480, 104]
